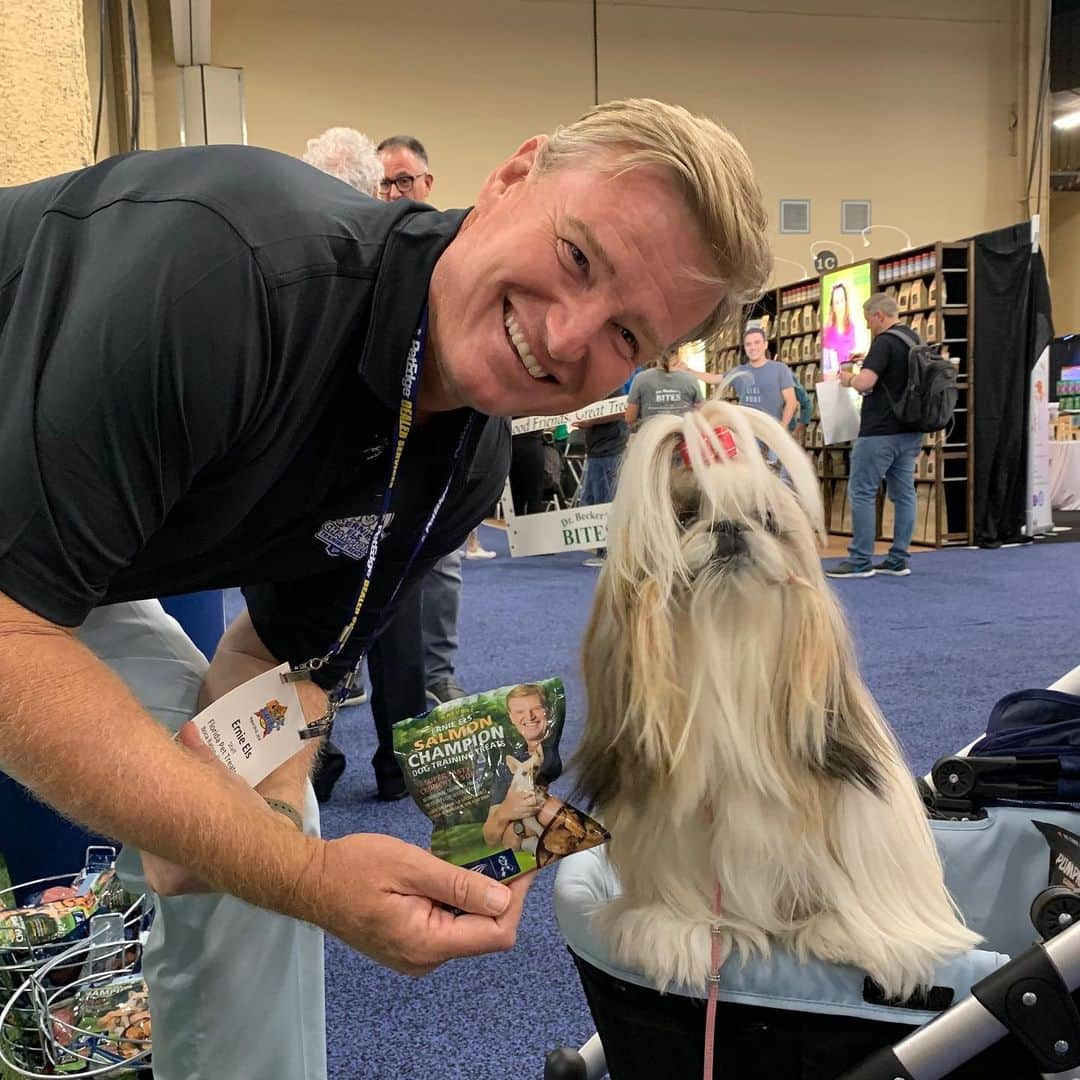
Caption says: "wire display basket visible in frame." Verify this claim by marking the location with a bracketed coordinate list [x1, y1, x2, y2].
[0, 847, 152, 1078]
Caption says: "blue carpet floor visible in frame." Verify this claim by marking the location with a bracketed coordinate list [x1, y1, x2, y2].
[230, 533, 1078, 1079]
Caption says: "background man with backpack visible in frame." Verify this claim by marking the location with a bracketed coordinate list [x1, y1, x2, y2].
[827, 292, 927, 579]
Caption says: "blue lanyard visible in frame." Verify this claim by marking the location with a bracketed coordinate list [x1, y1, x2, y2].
[295, 309, 475, 735]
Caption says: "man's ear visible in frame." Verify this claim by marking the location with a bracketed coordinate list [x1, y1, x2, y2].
[475, 135, 548, 208]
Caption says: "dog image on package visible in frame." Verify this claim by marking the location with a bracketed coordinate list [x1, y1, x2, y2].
[573, 399, 979, 999]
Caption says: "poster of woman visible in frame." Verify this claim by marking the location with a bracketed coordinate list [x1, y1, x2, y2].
[820, 263, 872, 379]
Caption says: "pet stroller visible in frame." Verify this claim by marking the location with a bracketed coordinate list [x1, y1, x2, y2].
[545, 666, 1080, 1079]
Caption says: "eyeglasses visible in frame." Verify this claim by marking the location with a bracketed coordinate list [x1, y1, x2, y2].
[378, 172, 429, 195]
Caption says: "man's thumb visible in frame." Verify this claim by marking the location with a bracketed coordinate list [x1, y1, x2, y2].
[414, 853, 511, 917]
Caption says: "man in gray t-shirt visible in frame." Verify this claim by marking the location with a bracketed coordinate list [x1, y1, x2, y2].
[626, 356, 702, 427]
[731, 324, 796, 427]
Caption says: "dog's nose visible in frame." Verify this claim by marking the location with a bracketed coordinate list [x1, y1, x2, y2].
[710, 520, 747, 562]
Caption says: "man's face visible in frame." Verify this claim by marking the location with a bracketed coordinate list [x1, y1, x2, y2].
[424, 140, 724, 418]
[507, 693, 547, 742]
[743, 331, 767, 362]
[378, 146, 433, 202]
[865, 309, 883, 336]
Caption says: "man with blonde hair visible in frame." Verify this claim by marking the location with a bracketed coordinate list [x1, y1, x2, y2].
[0, 98, 769, 1078]
[828, 292, 924, 578]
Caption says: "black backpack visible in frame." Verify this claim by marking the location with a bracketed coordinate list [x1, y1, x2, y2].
[881, 326, 958, 433]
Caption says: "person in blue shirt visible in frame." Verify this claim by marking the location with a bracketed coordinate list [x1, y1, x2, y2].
[730, 323, 797, 427]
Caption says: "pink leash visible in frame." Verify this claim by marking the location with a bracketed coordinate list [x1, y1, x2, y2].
[703, 884, 724, 1078]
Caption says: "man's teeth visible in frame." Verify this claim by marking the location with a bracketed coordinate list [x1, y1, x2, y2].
[504, 311, 547, 379]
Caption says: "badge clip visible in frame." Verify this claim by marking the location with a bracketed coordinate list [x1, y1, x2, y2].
[281, 667, 313, 684]
[299, 717, 334, 741]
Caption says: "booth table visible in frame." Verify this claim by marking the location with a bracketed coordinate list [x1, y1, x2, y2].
[1050, 440, 1080, 511]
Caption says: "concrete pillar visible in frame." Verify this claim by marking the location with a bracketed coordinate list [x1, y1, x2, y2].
[0, 0, 93, 185]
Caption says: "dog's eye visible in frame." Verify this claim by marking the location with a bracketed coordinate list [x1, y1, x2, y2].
[761, 511, 780, 536]
[675, 505, 698, 530]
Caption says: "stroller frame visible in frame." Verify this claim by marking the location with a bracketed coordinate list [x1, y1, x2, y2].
[841, 922, 1080, 1079]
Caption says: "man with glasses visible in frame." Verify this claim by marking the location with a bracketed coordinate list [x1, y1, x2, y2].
[377, 134, 434, 201]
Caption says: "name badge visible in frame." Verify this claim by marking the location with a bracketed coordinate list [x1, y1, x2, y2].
[191, 664, 307, 786]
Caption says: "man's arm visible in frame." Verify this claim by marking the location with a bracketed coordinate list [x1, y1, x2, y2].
[0, 590, 528, 975]
[0, 591, 319, 906]
[840, 361, 879, 393]
[849, 367, 879, 393]
[201, 608, 326, 810]
[780, 386, 797, 428]
[696, 370, 726, 385]
[482, 785, 542, 847]
[624, 401, 640, 427]
[139, 608, 328, 894]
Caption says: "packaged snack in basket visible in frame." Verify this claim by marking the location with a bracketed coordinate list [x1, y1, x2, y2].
[0, 868, 120, 949]
[393, 678, 609, 882]
[0, 853, 13, 908]
[52, 974, 151, 1074]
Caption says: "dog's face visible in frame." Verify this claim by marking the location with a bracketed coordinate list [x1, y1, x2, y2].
[574, 401, 890, 815]
[663, 444, 822, 592]
[507, 752, 541, 790]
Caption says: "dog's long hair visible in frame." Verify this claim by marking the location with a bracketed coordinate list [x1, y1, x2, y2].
[574, 400, 979, 998]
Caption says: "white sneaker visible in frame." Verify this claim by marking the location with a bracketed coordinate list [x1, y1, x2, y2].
[465, 546, 496, 559]
[583, 557, 605, 568]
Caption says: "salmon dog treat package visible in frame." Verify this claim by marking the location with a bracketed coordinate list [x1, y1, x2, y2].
[393, 678, 609, 881]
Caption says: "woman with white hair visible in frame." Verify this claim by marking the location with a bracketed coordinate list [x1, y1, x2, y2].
[301, 126, 382, 197]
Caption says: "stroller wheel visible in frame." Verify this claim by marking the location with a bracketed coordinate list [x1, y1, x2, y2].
[1030, 886, 1080, 940]
[931, 757, 976, 799]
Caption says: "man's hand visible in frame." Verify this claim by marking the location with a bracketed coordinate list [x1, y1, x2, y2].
[310, 834, 534, 975]
[499, 785, 544, 821]
[140, 722, 296, 896]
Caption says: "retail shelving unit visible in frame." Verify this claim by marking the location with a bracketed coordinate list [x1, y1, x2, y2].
[704, 241, 974, 546]
[876, 241, 974, 546]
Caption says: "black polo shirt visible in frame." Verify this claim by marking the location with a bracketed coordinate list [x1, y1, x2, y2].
[0, 146, 509, 687]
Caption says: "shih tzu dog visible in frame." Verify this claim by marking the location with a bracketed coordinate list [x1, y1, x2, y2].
[574, 400, 978, 999]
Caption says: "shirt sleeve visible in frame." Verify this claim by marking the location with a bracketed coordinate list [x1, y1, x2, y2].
[627, 373, 643, 405]
[0, 200, 269, 625]
[778, 364, 795, 390]
[862, 334, 894, 378]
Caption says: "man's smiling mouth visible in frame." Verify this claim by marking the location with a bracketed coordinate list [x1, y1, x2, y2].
[504, 301, 554, 382]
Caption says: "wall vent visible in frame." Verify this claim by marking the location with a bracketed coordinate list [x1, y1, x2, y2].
[841, 200, 871, 234]
[779, 199, 810, 235]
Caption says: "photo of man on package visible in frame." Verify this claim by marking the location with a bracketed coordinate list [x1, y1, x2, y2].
[483, 684, 563, 852]
[394, 678, 608, 877]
